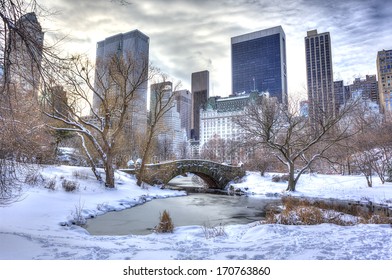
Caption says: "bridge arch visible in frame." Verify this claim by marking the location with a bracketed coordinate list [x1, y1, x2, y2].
[125, 159, 245, 189]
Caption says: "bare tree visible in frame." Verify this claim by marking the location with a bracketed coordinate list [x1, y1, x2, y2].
[43, 53, 153, 188]
[235, 96, 359, 191]
[200, 134, 224, 162]
[177, 139, 190, 159]
[1, 1, 60, 204]
[137, 77, 180, 186]
[155, 134, 175, 161]
[244, 146, 278, 176]
[337, 98, 391, 187]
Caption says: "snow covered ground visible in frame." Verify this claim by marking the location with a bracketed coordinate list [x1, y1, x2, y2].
[0, 165, 392, 260]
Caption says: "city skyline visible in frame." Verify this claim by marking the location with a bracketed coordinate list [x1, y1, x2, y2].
[39, 0, 392, 100]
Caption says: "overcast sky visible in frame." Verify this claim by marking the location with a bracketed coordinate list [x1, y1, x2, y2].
[39, 0, 392, 100]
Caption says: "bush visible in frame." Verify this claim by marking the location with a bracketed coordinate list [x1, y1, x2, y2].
[62, 179, 79, 192]
[265, 196, 392, 226]
[24, 171, 44, 186]
[72, 199, 86, 225]
[44, 177, 57, 191]
[202, 223, 227, 239]
[271, 174, 289, 182]
[72, 170, 89, 180]
[155, 210, 174, 233]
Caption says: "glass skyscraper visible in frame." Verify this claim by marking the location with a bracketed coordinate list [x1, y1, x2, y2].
[231, 26, 287, 104]
[191, 70, 209, 140]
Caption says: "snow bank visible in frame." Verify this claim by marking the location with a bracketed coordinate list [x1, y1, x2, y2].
[1, 166, 392, 260]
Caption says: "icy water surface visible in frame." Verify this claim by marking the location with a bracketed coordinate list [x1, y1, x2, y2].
[85, 176, 280, 235]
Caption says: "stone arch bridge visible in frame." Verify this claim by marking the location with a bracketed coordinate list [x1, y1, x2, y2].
[121, 160, 246, 189]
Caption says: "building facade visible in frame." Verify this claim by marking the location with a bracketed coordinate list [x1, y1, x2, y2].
[377, 49, 392, 113]
[305, 29, 334, 123]
[334, 80, 350, 107]
[174, 89, 192, 139]
[231, 26, 287, 104]
[199, 91, 268, 163]
[93, 29, 149, 134]
[150, 82, 186, 160]
[191, 70, 209, 141]
[349, 75, 379, 104]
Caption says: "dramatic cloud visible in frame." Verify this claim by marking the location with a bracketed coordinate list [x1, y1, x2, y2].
[39, 0, 392, 99]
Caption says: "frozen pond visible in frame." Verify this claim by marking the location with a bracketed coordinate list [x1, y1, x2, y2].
[85, 176, 281, 235]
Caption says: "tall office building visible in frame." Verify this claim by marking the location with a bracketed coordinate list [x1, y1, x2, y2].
[305, 29, 334, 123]
[377, 49, 392, 113]
[6, 12, 44, 98]
[191, 70, 209, 140]
[150, 82, 184, 160]
[93, 29, 149, 133]
[174, 89, 192, 139]
[231, 26, 287, 104]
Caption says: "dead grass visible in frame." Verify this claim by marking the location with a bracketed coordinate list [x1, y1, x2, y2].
[202, 223, 227, 239]
[72, 170, 89, 180]
[155, 210, 174, 233]
[265, 196, 392, 226]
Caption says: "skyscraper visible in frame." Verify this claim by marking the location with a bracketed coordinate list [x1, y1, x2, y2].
[93, 29, 149, 133]
[6, 12, 44, 97]
[305, 29, 334, 123]
[377, 49, 392, 113]
[150, 82, 183, 160]
[231, 26, 287, 104]
[174, 89, 192, 139]
[191, 70, 209, 141]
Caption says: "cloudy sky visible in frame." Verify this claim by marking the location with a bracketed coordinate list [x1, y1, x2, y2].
[39, 0, 392, 100]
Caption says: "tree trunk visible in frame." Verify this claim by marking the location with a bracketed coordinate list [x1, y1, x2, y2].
[286, 163, 296, 192]
[137, 133, 154, 186]
[79, 134, 102, 182]
[365, 168, 373, 188]
[104, 152, 115, 188]
[137, 163, 145, 187]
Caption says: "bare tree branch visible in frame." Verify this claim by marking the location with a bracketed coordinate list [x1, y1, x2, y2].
[235, 96, 361, 191]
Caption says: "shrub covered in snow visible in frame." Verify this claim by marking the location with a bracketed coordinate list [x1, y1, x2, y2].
[202, 223, 227, 239]
[24, 171, 45, 186]
[62, 179, 79, 192]
[71, 199, 86, 225]
[44, 177, 57, 191]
